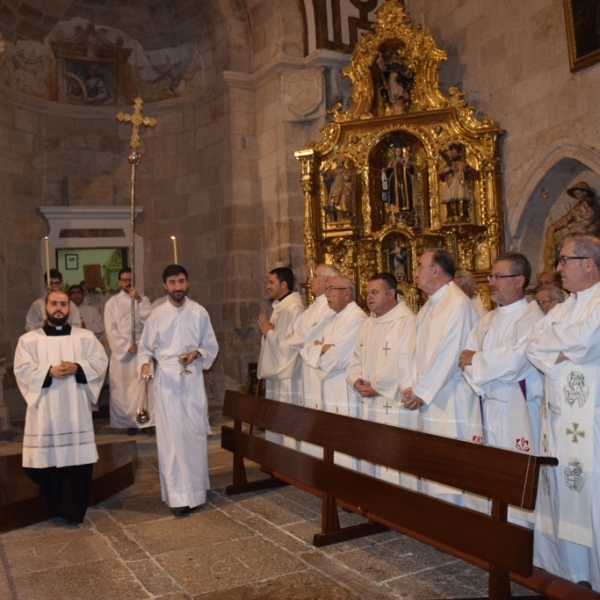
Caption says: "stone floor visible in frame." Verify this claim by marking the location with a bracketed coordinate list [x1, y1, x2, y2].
[0, 419, 540, 600]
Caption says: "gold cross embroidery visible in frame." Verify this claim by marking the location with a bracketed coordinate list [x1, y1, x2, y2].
[566, 423, 585, 443]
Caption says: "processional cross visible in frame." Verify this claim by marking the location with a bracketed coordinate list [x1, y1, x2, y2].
[116, 96, 157, 345]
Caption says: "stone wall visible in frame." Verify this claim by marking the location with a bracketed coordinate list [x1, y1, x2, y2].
[408, 0, 600, 268]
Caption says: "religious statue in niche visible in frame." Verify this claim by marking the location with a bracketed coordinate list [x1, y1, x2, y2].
[543, 181, 600, 268]
[323, 154, 356, 223]
[381, 143, 416, 227]
[389, 240, 409, 281]
[376, 50, 414, 114]
[438, 143, 475, 223]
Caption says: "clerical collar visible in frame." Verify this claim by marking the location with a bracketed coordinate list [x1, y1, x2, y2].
[43, 324, 72, 336]
[273, 292, 291, 304]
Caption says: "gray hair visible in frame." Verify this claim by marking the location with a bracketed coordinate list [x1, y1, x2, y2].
[544, 287, 566, 303]
[454, 270, 476, 297]
[336, 275, 356, 300]
[565, 234, 600, 269]
[319, 263, 341, 278]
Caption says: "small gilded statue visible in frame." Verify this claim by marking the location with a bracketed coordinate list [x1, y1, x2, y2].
[323, 154, 355, 223]
[438, 144, 474, 223]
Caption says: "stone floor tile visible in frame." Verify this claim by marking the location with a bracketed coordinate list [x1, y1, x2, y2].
[128, 506, 254, 556]
[156, 536, 304, 595]
[0, 523, 115, 576]
[127, 558, 186, 596]
[12, 558, 150, 600]
[192, 569, 364, 599]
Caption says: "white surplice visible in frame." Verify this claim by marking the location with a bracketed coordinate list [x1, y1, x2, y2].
[14, 326, 108, 468]
[104, 290, 154, 428]
[408, 281, 479, 502]
[25, 297, 82, 332]
[257, 292, 305, 445]
[346, 301, 418, 488]
[137, 297, 219, 509]
[462, 297, 544, 452]
[286, 294, 335, 456]
[462, 297, 544, 525]
[78, 302, 105, 339]
[525, 281, 600, 590]
[301, 301, 366, 469]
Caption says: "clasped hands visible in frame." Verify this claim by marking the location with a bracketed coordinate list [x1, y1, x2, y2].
[50, 361, 77, 379]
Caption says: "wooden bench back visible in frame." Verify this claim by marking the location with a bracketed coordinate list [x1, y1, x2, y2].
[223, 391, 555, 510]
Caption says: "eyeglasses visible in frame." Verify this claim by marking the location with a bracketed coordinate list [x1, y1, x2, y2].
[325, 286, 348, 293]
[487, 274, 519, 282]
[120, 278, 132, 283]
[416, 264, 435, 272]
[557, 255, 589, 266]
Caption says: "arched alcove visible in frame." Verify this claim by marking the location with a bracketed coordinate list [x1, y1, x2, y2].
[513, 146, 600, 272]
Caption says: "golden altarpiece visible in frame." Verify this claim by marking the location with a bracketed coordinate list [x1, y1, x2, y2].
[295, 1, 504, 310]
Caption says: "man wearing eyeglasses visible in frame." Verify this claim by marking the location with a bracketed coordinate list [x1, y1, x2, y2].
[300, 275, 366, 469]
[458, 253, 544, 526]
[525, 234, 600, 591]
[403, 248, 478, 504]
[104, 267, 153, 435]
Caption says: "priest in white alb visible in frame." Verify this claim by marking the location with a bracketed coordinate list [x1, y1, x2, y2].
[347, 272, 417, 489]
[301, 275, 366, 469]
[14, 290, 108, 525]
[525, 234, 600, 591]
[286, 263, 338, 455]
[459, 252, 544, 524]
[403, 248, 478, 504]
[257, 266, 305, 445]
[104, 267, 154, 434]
[138, 264, 219, 517]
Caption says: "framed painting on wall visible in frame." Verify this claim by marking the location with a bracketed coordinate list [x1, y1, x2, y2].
[563, 0, 600, 71]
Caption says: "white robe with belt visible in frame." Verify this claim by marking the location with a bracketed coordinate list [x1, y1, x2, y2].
[258, 292, 305, 445]
[408, 281, 478, 501]
[346, 301, 418, 488]
[286, 294, 335, 456]
[138, 298, 219, 509]
[301, 301, 366, 468]
[14, 326, 108, 468]
[525, 281, 600, 589]
[104, 290, 153, 428]
[462, 297, 544, 452]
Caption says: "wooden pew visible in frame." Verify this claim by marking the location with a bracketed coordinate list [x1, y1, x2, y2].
[220, 391, 593, 600]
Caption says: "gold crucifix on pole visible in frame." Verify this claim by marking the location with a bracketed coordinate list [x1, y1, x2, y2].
[116, 96, 157, 347]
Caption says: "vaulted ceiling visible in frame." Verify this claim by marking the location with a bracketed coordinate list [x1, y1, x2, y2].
[0, 0, 229, 50]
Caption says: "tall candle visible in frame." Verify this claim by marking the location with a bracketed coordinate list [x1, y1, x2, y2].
[171, 236, 178, 264]
[44, 237, 51, 287]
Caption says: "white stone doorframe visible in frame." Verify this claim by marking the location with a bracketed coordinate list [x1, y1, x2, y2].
[38, 206, 145, 296]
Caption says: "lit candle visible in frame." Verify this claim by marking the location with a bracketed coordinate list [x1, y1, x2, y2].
[171, 236, 178, 264]
[44, 237, 51, 287]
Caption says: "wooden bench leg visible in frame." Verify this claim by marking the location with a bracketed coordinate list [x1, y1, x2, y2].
[488, 500, 511, 600]
[312, 449, 388, 547]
